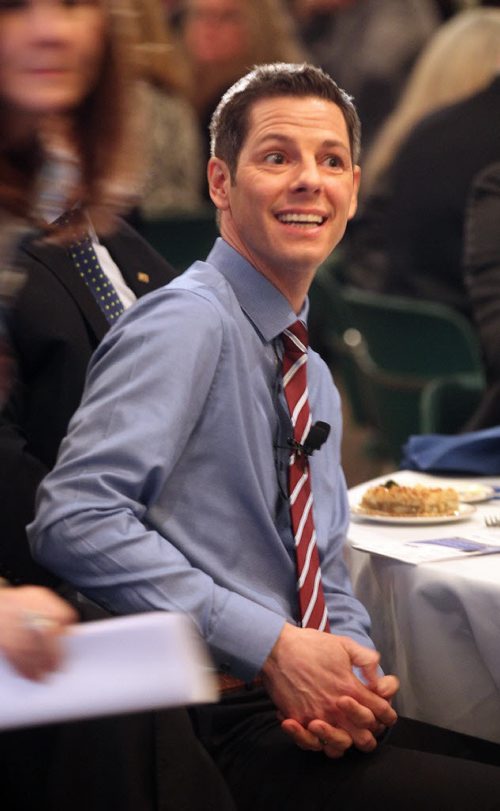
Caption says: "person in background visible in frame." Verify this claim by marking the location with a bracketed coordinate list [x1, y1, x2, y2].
[172, 0, 305, 194]
[131, 0, 206, 218]
[288, 0, 440, 154]
[30, 62, 500, 810]
[359, 7, 500, 200]
[0, 1, 234, 809]
[0, 0, 173, 591]
[345, 8, 500, 314]
[462, 161, 500, 429]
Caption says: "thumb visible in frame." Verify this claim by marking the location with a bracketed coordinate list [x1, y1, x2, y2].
[339, 637, 380, 684]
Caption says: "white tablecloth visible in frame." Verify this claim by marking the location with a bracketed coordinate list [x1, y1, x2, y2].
[347, 470, 500, 743]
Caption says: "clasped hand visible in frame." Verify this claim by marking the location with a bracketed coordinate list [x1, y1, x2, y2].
[261, 623, 399, 759]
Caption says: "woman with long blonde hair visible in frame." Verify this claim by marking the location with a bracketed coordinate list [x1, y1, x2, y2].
[361, 7, 500, 198]
[345, 7, 500, 310]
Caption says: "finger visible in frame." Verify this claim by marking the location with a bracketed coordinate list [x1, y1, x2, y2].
[5, 648, 39, 680]
[373, 675, 400, 700]
[355, 685, 398, 727]
[22, 610, 64, 670]
[323, 745, 350, 760]
[281, 719, 323, 751]
[347, 729, 377, 753]
[339, 637, 383, 691]
[341, 636, 380, 672]
[307, 720, 353, 755]
[334, 716, 378, 753]
[308, 715, 377, 752]
[340, 637, 397, 726]
[36, 631, 63, 673]
[336, 695, 377, 730]
[4, 633, 50, 681]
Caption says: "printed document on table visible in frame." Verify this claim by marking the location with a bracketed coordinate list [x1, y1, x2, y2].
[350, 534, 500, 565]
[0, 612, 217, 730]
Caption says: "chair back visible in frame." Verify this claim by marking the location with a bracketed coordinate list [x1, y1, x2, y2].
[336, 287, 486, 459]
[420, 374, 485, 434]
[341, 287, 483, 376]
[138, 209, 219, 273]
[308, 258, 373, 427]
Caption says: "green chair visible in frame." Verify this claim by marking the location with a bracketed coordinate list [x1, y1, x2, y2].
[138, 208, 219, 273]
[336, 287, 486, 460]
[420, 373, 485, 434]
[308, 256, 374, 428]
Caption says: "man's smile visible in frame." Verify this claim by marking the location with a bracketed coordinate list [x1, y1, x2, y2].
[275, 211, 328, 227]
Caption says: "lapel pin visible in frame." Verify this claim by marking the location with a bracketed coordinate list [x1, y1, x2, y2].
[137, 272, 150, 284]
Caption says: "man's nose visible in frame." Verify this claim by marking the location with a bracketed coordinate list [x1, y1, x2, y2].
[291, 159, 322, 193]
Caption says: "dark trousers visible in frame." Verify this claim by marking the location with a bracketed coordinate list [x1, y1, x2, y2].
[191, 688, 500, 811]
[1, 707, 235, 811]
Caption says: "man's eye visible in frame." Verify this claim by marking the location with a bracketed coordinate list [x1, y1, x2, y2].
[264, 153, 286, 165]
[323, 155, 344, 170]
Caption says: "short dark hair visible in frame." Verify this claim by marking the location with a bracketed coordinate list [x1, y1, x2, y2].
[209, 62, 361, 178]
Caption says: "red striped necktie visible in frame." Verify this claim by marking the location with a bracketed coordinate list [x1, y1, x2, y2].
[282, 321, 329, 632]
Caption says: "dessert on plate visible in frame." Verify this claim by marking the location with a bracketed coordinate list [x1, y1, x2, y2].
[359, 480, 459, 517]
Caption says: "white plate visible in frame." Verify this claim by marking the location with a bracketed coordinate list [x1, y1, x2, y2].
[455, 484, 495, 504]
[350, 503, 476, 525]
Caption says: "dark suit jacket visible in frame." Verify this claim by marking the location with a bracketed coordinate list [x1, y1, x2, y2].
[0, 218, 176, 586]
[460, 160, 500, 431]
[464, 160, 500, 384]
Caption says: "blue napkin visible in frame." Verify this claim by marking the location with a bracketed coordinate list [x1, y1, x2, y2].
[401, 426, 500, 475]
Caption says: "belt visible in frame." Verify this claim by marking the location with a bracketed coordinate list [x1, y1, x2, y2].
[218, 672, 264, 695]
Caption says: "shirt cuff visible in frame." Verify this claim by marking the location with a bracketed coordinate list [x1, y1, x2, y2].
[207, 590, 287, 681]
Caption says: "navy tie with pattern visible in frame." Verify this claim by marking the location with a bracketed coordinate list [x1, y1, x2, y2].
[69, 235, 124, 324]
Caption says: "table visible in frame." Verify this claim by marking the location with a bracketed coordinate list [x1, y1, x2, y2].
[346, 470, 500, 744]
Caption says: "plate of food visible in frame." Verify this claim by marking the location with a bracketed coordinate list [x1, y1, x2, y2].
[454, 484, 495, 504]
[351, 480, 476, 524]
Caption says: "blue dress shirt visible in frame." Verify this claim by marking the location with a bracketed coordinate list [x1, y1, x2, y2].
[29, 239, 373, 679]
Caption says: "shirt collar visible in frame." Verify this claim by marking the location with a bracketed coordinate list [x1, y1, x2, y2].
[206, 238, 309, 343]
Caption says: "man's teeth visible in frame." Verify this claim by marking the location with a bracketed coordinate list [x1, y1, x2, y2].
[277, 213, 324, 224]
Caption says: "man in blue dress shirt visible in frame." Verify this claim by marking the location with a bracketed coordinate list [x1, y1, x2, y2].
[30, 64, 500, 808]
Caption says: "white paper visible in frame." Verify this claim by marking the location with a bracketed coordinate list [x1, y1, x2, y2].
[0, 612, 218, 730]
[350, 533, 500, 565]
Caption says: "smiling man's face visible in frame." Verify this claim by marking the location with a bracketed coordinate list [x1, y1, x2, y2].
[208, 94, 360, 307]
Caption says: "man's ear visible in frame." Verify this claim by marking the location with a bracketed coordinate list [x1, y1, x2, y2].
[208, 157, 232, 210]
[348, 164, 361, 221]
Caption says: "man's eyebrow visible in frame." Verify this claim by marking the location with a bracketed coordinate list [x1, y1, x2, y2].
[321, 139, 350, 153]
[253, 133, 294, 147]
[254, 133, 350, 153]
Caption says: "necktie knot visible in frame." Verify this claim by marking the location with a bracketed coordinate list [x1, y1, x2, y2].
[282, 320, 308, 360]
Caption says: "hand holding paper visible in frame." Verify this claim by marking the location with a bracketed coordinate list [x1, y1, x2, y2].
[0, 585, 77, 681]
[0, 611, 217, 730]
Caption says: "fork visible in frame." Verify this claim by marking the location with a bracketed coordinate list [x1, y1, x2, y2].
[484, 514, 500, 527]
